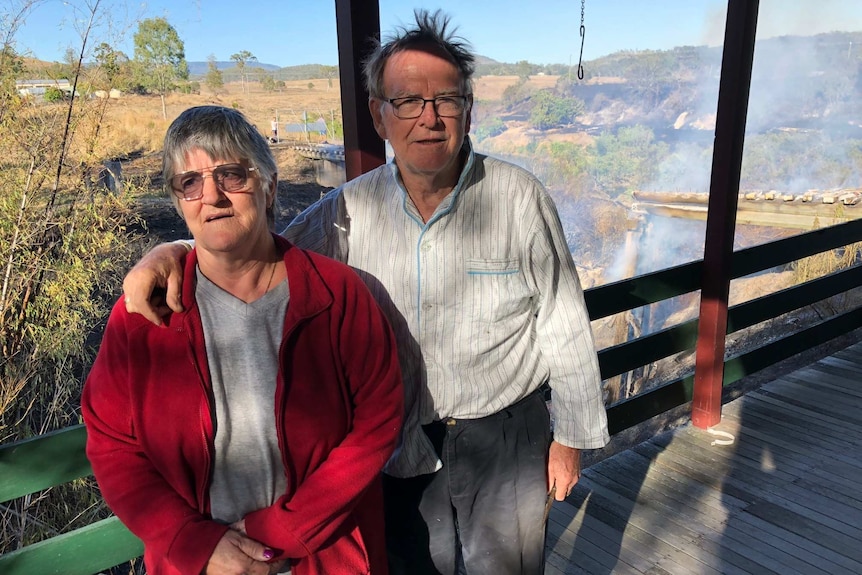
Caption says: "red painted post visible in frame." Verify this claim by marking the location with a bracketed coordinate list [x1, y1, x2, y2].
[335, 0, 386, 179]
[692, 0, 760, 428]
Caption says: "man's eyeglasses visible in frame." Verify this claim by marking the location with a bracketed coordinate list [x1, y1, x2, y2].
[169, 164, 258, 202]
[385, 95, 471, 119]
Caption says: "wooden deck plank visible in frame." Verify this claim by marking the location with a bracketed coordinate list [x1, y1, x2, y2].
[745, 382, 862, 428]
[637, 435, 795, 507]
[719, 407, 860, 463]
[571, 475, 730, 575]
[546, 341, 862, 574]
[589, 458, 807, 575]
[759, 371, 862, 414]
[731, 389, 862, 441]
[743, 499, 862, 563]
[736, 390, 856, 446]
[720, 418, 858, 472]
[720, 410, 862, 471]
[584, 452, 787, 575]
[550, 472, 676, 574]
[806, 364, 862, 396]
[729, 509, 862, 575]
[718, 512, 855, 575]
[544, 495, 644, 575]
[738, 390, 862, 441]
[776, 375, 862, 415]
[676, 422, 818, 480]
[549, 484, 714, 575]
[612, 449, 746, 514]
[753, 386, 862, 426]
[546, 518, 643, 575]
[806, 465, 862, 503]
[628, 450, 840, 572]
[669, 426, 801, 483]
[549, 502, 670, 574]
[817, 354, 862, 376]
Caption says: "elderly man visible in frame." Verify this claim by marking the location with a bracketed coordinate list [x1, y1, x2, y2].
[123, 10, 609, 575]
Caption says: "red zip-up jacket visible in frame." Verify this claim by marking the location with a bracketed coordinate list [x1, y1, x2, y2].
[83, 235, 403, 575]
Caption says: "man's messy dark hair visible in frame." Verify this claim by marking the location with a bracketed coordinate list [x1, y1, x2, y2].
[363, 9, 476, 99]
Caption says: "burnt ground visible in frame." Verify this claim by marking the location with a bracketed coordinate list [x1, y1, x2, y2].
[123, 146, 330, 244]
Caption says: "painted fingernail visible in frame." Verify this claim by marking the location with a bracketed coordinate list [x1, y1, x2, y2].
[263, 549, 274, 560]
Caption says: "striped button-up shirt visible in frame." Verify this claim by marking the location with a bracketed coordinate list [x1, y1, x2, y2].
[285, 138, 609, 477]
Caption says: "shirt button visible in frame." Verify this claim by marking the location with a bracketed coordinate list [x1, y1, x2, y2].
[421, 242, 432, 251]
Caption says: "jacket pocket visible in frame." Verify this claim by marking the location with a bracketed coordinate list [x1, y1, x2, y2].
[301, 517, 371, 574]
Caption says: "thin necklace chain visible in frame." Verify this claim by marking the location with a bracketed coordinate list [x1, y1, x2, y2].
[264, 260, 277, 293]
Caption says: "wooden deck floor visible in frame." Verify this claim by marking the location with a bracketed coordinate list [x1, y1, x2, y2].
[546, 342, 862, 575]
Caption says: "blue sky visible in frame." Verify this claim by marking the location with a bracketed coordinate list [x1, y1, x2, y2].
[9, 0, 862, 67]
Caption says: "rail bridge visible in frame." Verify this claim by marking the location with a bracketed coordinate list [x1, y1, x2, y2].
[292, 143, 347, 188]
[632, 189, 862, 230]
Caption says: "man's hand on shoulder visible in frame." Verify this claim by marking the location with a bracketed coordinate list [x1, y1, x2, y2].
[122, 241, 190, 325]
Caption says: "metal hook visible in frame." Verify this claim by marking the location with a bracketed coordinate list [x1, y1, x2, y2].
[577, 24, 586, 80]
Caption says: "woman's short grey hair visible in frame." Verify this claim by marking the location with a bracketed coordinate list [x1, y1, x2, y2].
[163, 106, 279, 227]
[363, 9, 476, 99]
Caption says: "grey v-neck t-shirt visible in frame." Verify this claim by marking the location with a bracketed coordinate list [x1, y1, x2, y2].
[195, 266, 289, 525]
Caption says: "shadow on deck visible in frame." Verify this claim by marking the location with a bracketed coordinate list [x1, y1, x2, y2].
[547, 342, 862, 574]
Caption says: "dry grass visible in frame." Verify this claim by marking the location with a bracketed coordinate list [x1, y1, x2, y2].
[90, 74, 563, 159]
[473, 74, 560, 101]
[96, 79, 344, 158]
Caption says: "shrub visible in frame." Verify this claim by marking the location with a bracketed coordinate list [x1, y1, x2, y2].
[473, 117, 506, 141]
[528, 90, 584, 130]
[44, 86, 66, 102]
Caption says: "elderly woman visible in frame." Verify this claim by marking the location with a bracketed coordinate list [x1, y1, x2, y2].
[82, 106, 403, 575]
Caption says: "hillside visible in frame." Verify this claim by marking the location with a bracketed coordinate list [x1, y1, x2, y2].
[187, 60, 281, 75]
[476, 31, 862, 144]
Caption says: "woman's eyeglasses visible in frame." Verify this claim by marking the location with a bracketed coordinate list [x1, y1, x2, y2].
[169, 164, 258, 201]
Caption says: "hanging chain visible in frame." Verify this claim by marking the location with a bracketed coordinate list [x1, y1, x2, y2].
[577, 0, 586, 80]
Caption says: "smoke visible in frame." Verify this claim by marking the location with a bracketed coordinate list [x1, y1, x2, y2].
[605, 217, 706, 283]
[648, 143, 714, 193]
[757, 0, 862, 39]
[703, 0, 862, 47]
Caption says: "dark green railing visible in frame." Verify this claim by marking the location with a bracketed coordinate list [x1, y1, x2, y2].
[2, 218, 861, 573]
[0, 426, 143, 574]
[592, 217, 862, 433]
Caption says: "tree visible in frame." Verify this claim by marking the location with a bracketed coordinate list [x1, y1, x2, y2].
[0, 44, 24, 121]
[529, 90, 584, 130]
[591, 125, 668, 198]
[472, 116, 505, 142]
[515, 60, 533, 82]
[44, 85, 66, 102]
[205, 54, 224, 93]
[321, 65, 338, 89]
[230, 50, 256, 93]
[624, 51, 675, 108]
[133, 17, 188, 119]
[261, 74, 276, 92]
[92, 42, 131, 91]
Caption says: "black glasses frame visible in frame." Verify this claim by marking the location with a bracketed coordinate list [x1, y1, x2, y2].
[384, 95, 472, 119]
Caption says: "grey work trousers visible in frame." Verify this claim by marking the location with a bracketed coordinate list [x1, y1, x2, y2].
[384, 389, 551, 575]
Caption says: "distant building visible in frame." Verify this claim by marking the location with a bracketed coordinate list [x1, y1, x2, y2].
[15, 79, 75, 97]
